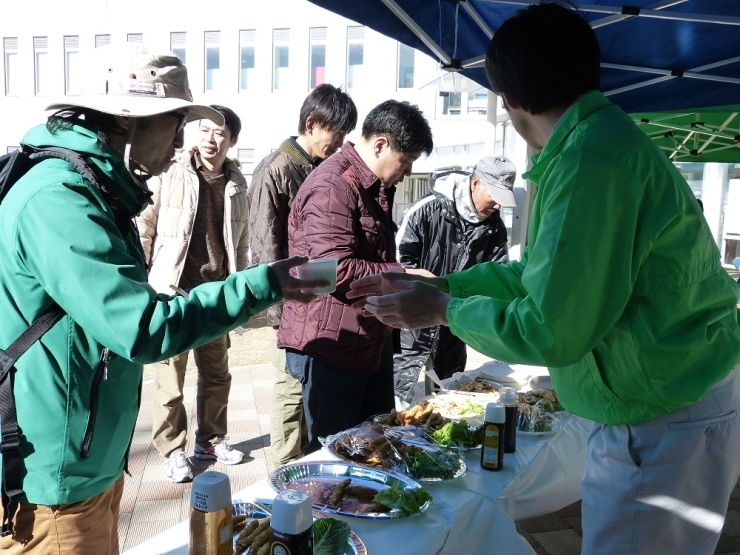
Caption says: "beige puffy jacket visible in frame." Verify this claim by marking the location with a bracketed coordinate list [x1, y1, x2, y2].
[136, 152, 249, 294]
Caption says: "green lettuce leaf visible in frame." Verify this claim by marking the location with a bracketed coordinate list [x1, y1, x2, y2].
[372, 482, 432, 517]
[313, 517, 352, 555]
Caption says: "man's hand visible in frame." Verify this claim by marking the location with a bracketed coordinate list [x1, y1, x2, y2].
[347, 272, 451, 329]
[268, 256, 329, 303]
[362, 279, 451, 329]
[347, 271, 448, 301]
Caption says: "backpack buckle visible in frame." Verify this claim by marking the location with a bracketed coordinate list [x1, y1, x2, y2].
[0, 431, 20, 454]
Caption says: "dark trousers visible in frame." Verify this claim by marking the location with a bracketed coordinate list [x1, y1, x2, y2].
[286, 337, 395, 454]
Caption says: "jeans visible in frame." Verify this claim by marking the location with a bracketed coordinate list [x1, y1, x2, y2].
[287, 337, 395, 454]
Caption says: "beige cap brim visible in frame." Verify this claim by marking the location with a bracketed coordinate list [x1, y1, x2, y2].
[45, 94, 223, 125]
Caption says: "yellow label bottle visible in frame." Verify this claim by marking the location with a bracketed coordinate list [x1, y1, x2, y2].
[480, 402, 505, 471]
[189, 471, 233, 555]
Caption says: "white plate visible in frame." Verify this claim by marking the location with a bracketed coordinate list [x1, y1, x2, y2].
[417, 391, 494, 425]
[528, 375, 554, 391]
[441, 373, 502, 396]
[476, 362, 531, 386]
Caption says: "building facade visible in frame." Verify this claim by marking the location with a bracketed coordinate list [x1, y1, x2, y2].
[3, 0, 733, 263]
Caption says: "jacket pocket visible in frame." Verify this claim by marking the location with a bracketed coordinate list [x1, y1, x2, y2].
[80, 347, 110, 459]
[359, 216, 381, 253]
[669, 410, 736, 429]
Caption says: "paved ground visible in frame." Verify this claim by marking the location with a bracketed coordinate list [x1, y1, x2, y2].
[120, 318, 740, 554]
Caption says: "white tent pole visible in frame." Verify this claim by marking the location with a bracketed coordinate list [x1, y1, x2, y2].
[697, 113, 739, 154]
[590, 0, 687, 29]
[379, 0, 452, 64]
[461, 2, 495, 39]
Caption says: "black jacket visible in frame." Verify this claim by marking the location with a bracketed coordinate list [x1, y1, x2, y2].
[393, 170, 509, 399]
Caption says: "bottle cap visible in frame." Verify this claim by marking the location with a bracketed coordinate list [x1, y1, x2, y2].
[499, 387, 517, 404]
[271, 489, 313, 535]
[485, 402, 506, 423]
[190, 471, 231, 513]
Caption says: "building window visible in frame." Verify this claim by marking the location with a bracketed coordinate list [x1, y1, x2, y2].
[170, 32, 186, 64]
[3, 37, 18, 96]
[237, 148, 255, 166]
[204, 31, 221, 92]
[272, 29, 290, 91]
[467, 91, 488, 116]
[239, 29, 255, 91]
[34, 36, 51, 96]
[95, 34, 110, 48]
[397, 42, 414, 89]
[127, 33, 143, 43]
[438, 91, 462, 116]
[309, 27, 326, 89]
[346, 26, 364, 89]
[64, 35, 82, 95]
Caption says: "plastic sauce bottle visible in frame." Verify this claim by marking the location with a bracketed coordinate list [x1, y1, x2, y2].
[499, 387, 518, 454]
[189, 471, 233, 555]
[480, 402, 505, 471]
[269, 489, 314, 555]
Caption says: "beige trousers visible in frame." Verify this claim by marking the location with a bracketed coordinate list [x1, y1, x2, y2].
[269, 334, 308, 466]
[0, 474, 124, 555]
[152, 334, 231, 457]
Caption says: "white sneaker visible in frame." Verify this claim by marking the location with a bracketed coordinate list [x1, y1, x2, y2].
[164, 451, 193, 483]
[194, 439, 244, 465]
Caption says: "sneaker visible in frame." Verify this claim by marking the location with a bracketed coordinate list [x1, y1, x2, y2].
[194, 439, 244, 465]
[164, 451, 193, 483]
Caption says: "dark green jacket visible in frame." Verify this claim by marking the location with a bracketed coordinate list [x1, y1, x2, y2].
[0, 124, 281, 505]
[446, 91, 740, 424]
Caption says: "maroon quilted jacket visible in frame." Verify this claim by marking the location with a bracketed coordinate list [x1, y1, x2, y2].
[278, 142, 403, 372]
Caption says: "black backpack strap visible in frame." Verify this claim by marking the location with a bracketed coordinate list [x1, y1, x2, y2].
[25, 146, 135, 236]
[0, 304, 65, 536]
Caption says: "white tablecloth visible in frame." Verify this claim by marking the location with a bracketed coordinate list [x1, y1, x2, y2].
[123, 416, 592, 555]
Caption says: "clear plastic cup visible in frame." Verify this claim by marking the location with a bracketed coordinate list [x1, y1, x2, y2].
[296, 258, 337, 294]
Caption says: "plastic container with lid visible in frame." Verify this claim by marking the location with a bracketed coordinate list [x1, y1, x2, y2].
[189, 471, 232, 555]
[269, 489, 314, 555]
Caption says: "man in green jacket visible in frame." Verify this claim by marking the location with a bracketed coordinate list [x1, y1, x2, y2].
[0, 43, 322, 554]
[349, 4, 740, 555]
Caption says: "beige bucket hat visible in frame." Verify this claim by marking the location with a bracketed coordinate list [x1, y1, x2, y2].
[46, 43, 223, 125]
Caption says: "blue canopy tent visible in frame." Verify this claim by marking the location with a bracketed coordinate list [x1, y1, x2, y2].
[307, 0, 740, 114]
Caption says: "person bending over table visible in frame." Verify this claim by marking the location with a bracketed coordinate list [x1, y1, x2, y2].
[348, 4, 740, 555]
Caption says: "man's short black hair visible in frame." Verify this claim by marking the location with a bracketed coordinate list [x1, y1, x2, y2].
[209, 104, 241, 138]
[485, 1, 600, 115]
[361, 100, 433, 156]
[298, 84, 358, 135]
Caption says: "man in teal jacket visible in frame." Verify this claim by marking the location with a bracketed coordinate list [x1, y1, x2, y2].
[0, 44, 322, 554]
[350, 5, 740, 555]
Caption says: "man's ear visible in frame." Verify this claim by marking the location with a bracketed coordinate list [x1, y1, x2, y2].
[503, 93, 520, 111]
[113, 115, 131, 130]
[373, 136, 390, 157]
[230, 136, 238, 148]
[305, 116, 317, 135]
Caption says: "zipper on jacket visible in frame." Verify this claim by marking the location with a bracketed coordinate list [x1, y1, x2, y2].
[80, 347, 110, 459]
[123, 374, 143, 477]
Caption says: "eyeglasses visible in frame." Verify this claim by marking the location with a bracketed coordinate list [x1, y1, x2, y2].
[166, 112, 188, 134]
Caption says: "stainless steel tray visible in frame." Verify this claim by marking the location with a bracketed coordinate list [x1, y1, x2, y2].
[268, 460, 431, 520]
[232, 500, 367, 554]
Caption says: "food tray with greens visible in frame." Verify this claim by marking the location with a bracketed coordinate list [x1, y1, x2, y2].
[268, 460, 432, 520]
[231, 500, 367, 555]
[323, 422, 466, 482]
